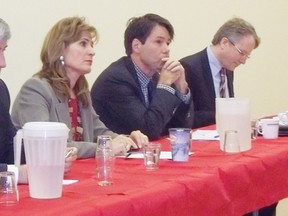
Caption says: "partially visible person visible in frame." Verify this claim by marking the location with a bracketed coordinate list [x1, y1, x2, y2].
[91, 13, 194, 140]
[180, 17, 260, 129]
[0, 18, 16, 165]
[12, 16, 148, 159]
[0, 18, 77, 184]
[180, 17, 276, 216]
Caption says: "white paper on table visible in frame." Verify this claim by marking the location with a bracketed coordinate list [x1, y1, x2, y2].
[123, 151, 194, 159]
[63, 180, 79, 185]
[192, 130, 220, 140]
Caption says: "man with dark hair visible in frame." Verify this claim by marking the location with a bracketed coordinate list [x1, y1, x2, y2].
[91, 13, 193, 140]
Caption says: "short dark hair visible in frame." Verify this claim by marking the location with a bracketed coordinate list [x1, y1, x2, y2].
[124, 13, 174, 56]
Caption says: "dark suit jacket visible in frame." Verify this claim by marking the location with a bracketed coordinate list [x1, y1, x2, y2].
[0, 79, 16, 164]
[180, 48, 234, 128]
[91, 56, 194, 140]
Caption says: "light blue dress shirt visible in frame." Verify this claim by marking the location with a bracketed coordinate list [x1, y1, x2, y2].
[206, 46, 223, 98]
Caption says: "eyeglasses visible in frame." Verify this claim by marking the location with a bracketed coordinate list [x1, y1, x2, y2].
[228, 39, 250, 59]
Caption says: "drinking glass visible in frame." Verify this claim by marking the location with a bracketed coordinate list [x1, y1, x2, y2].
[97, 135, 113, 149]
[223, 130, 241, 153]
[143, 143, 161, 170]
[96, 135, 114, 186]
[0, 171, 19, 206]
[251, 119, 259, 140]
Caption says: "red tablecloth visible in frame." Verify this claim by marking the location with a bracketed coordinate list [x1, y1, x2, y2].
[1, 133, 288, 216]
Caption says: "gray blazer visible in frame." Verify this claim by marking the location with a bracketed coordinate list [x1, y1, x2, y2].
[11, 76, 117, 158]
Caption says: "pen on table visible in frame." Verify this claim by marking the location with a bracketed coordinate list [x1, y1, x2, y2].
[214, 135, 219, 138]
[65, 149, 73, 159]
[125, 153, 132, 158]
[125, 148, 141, 158]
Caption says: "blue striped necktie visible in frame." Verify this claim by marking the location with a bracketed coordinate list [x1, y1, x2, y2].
[219, 68, 226, 98]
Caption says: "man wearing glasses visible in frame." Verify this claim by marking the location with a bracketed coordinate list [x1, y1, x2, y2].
[180, 17, 278, 216]
[180, 17, 260, 129]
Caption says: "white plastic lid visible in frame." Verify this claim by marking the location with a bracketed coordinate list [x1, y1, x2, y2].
[23, 122, 69, 138]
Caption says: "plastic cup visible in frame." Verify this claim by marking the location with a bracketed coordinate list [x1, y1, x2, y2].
[168, 128, 191, 162]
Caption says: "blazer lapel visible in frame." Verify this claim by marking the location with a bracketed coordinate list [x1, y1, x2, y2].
[54, 92, 71, 127]
[201, 50, 216, 99]
[124, 57, 148, 105]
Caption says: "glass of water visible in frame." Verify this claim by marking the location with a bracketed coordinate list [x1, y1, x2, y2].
[143, 143, 161, 170]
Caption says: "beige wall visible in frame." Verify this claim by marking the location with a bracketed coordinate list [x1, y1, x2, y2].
[1, 0, 288, 118]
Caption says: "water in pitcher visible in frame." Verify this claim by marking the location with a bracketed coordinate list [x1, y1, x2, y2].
[216, 98, 251, 152]
[28, 165, 64, 199]
[218, 112, 251, 151]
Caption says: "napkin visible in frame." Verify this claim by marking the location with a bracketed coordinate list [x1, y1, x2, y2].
[124, 151, 193, 159]
[63, 180, 79, 185]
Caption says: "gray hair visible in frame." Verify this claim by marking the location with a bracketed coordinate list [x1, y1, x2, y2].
[0, 18, 11, 41]
[212, 17, 260, 49]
